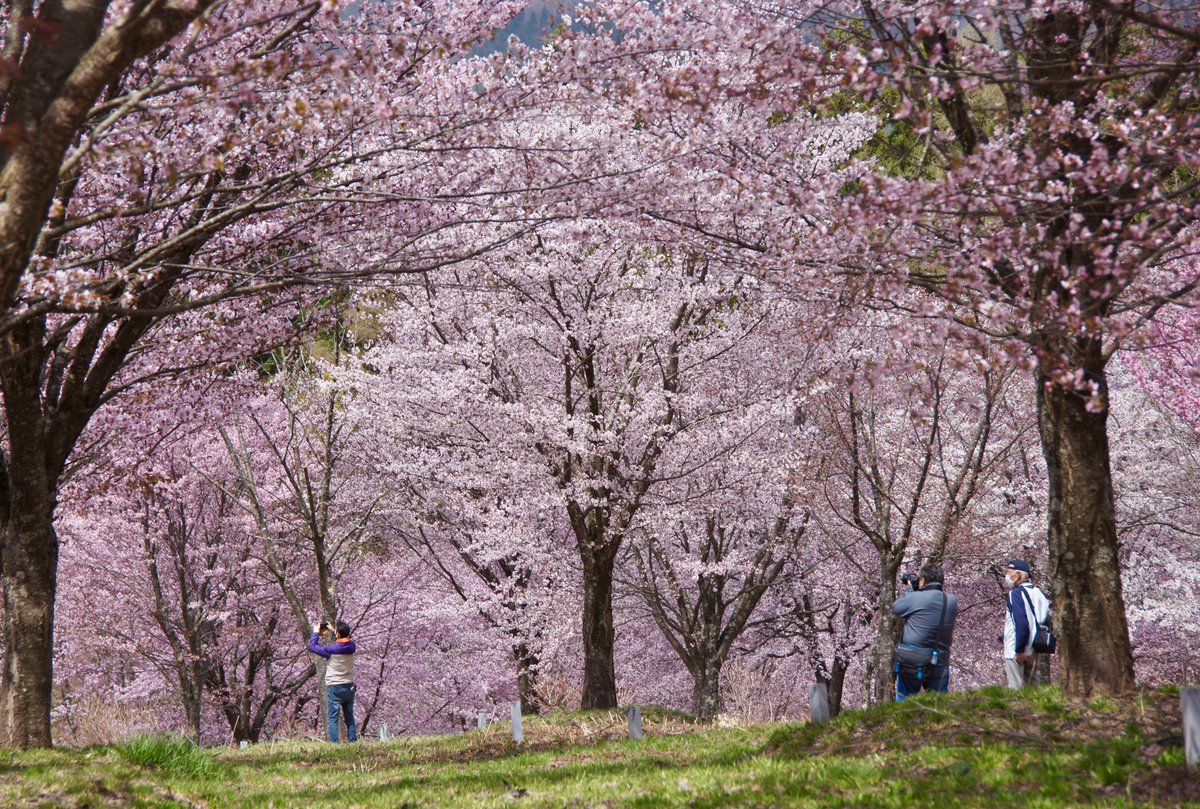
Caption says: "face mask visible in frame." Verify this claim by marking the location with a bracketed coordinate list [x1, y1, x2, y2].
[1003, 575, 1016, 590]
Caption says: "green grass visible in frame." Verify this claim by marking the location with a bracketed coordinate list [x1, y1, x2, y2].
[1, 689, 1195, 807]
[115, 733, 216, 779]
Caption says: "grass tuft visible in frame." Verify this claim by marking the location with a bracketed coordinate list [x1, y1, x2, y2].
[115, 733, 215, 779]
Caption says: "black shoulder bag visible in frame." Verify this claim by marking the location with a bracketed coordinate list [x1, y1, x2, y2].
[1018, 586, 1057, 654]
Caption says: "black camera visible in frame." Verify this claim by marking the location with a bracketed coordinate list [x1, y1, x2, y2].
[900, 572, 921, 590]
[319, 620, 331, 632]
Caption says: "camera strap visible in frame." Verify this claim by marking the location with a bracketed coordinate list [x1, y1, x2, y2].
[931, 591, 948, 658]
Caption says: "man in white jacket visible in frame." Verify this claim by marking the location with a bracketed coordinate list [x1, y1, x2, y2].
[1003, 559, 1050, 688]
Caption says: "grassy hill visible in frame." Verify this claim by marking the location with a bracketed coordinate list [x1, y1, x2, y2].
[1, 686, 1196, 807]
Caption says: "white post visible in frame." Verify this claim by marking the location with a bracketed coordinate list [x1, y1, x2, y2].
[627, 706, 643, 740]
[1183, 687, 1200, 773]
[379, 721, 389, 743]
[477, 712, 488, 731]
[809, 683, 830, 724]
[511, 700, 523, 743]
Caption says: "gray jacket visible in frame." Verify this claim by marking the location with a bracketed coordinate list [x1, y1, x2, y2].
[891, 583, 958, 664]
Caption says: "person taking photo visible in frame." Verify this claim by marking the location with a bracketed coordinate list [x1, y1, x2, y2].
[891, 563, 958, 700]
[309, 620, 357, 742]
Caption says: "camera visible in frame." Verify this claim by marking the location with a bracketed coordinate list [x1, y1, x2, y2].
[900, 572, 921, 590]
[319, 620, 331, 633]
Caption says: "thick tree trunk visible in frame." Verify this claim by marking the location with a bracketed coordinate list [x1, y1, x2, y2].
[1037, 365, 1135, 697]
[0, 342, 61, 749]
[225, 708, 253, 744]
[579, 543, 619, 709]
[0, 515, 57, 748]
[692, 658, 722, 721]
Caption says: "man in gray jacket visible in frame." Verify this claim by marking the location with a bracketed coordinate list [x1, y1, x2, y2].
[891, 563, 958, 700]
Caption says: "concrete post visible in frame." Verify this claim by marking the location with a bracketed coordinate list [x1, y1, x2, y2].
[810, 683, 831, 724]
[627, 706, 643, 739]
[511, 700, 523, 743]
[1183, 687, 1200, 773]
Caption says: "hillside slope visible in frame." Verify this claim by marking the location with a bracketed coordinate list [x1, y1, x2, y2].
[0, 687, 1195, 807]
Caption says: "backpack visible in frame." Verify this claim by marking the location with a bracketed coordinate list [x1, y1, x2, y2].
[1018, 586, 1056, 654]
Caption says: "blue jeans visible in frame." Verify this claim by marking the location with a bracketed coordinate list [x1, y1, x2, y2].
[327, 683, 357, 742]
[895, 665, 949, 701]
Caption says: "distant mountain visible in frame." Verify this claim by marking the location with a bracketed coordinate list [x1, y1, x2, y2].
[477, 0, 580, 54]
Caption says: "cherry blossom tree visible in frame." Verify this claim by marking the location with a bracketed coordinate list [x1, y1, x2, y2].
[1108, 363, 1200, 685]
[0, 0, 534, 746]
[56, 394, 318, 744]
[622, 480, 808, 720]
[133, 475, 290, 744]
[217, 378, 373, 740]
[762, 563, 875, 716]
[544, 0, 1200, 698]
[389, 496, 567, 715]
[330, 289, 576, 715]
[340, 217, 829, 709]
[616, 311, 818, 719]
[814, 0, 1200, 698]
[795, 313, 1033, 704]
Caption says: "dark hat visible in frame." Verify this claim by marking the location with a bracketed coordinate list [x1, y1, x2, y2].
[1007, 559, 1031, 575]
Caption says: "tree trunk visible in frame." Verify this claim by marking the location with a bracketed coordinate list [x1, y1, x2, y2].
[315, 656, 330, 740]
[579, 543, 619, 709]
[819, 657, 849, 717]
[1031, 653, 1052, 687]
[228, 710, 253, 744]
[864, 620, 900, 706]
[692, 657, 722, 721]
[0, 349, 60, 749]
[1036, 365, 1135, 697]
[864, 564, 903, 706]
[513, 642, 543, 715]
[0, 325, 57, 748]
[0, 515, 57, 748]
[183, 668, 203, 744]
